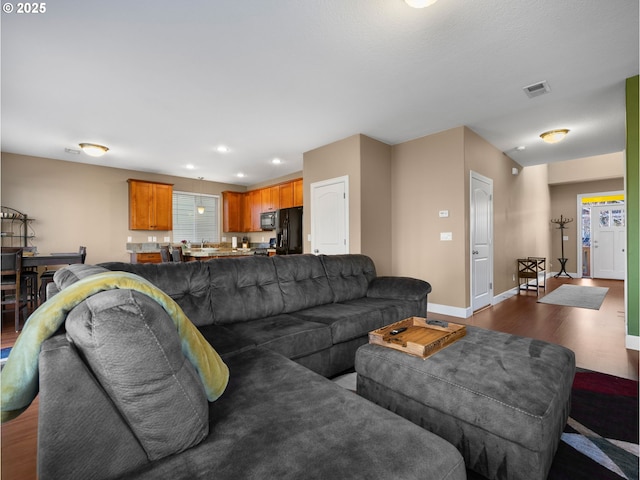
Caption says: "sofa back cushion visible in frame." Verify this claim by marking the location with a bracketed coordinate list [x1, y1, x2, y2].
[98, 262, 213, 326]
[320, 254, 377, 302]
[65, 289, 209, 461]
[207, 256, 284, 324]
[273, 254, 334, 312]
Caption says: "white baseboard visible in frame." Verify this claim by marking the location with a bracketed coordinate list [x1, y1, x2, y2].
[427, 303, 471, 319]
[626, 335, 640, 351]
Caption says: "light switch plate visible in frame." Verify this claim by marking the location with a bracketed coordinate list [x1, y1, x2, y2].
[440, 232, 453, 241]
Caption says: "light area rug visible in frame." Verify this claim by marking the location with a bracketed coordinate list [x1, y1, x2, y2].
[538, 284, 609, 310]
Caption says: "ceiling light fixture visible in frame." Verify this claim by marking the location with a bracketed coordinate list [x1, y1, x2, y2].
[237, 173, 246, 178]
[404, 0, 438, 8]
[540, 129, 570, 144]
[216, 145, 230, 153]
[272, 158, 282, 165]
[79, 143, 109, 157]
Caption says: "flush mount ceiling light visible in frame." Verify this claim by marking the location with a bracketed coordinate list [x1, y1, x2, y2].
[216, 145, 230, 153]
[540, 129, 570, 144]
[271, 158, 282, 165]
[404, 0, 438, 7]
[79, 143, 109, 157]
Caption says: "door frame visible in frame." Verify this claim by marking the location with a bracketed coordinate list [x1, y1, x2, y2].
[469, 171, 494, 312]
[310, 175, 350, 255]
[576, 190, 624, 278]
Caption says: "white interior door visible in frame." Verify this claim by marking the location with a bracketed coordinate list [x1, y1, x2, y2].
[310, 176, 348, 255]
[592, 205, 626, 280]
[470, 172, 493, 311]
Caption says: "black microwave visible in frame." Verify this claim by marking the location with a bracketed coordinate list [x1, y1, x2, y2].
[260, 211, 277, 230]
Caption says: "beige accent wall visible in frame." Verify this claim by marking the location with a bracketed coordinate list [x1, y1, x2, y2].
[1, 152, 245, 264]
[464, 128, 551, 296]
[302, 134, 393, 274]
[391, 127, 552, 310]
[361, 136, 392, 275]
[549, 178, 625, 274]
[548, 152, 625, 185]
[391, 128, 467, 308]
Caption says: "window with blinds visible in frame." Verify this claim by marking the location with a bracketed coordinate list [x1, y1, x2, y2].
[172, 191, 220, 244]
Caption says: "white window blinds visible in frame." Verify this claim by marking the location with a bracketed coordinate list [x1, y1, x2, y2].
[172, 191, 220, 244]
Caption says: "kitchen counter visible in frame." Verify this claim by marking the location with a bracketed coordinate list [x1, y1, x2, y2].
[184, 248, 254, 259]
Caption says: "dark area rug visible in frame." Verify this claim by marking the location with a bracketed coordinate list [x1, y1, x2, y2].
[467, 370, 639, 480]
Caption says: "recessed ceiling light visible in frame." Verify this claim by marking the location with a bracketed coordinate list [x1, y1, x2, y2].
[79, 143, 109, 157]
[216, 145, 230, 153]
[272, 158, 282, 164]
[186, 164, 195, 169]
[540, 129, 570, 144]
[404, 0, 438, 7]
[237, 172, 245, 178]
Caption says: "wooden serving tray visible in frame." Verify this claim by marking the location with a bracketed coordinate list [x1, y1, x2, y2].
[369, 317, 466, 359]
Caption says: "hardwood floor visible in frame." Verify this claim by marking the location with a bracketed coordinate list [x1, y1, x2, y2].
[1, 276, 637, 479]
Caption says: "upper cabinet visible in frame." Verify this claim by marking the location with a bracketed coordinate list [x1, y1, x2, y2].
[128, 179, 173, 231]
[222, 191, 244, 233]
[222, 178, 302, 233]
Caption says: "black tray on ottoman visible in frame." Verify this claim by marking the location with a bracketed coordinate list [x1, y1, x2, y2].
[355, 325, 575, 480]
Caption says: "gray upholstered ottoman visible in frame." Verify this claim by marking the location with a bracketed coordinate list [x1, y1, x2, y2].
[355, 326, 575, 480]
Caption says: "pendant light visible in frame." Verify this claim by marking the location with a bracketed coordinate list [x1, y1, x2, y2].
[197, 177, 205, 214]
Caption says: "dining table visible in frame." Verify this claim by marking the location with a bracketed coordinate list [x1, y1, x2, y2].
[22, 252, 83, 268]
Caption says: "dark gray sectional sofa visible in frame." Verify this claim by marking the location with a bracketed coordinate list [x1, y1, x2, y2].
[36, 254, 468, 479]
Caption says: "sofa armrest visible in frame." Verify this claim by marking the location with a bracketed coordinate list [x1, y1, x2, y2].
[367, 276, 432, 301]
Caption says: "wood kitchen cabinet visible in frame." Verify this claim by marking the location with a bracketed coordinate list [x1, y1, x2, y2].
[130, 252, 162, 264]
[293, 179, 303, 206]
[128, 179, 173, 230]
[222, 191, 244, 232]
[261, 186, 279, 212]
[221, 178, 303, 233]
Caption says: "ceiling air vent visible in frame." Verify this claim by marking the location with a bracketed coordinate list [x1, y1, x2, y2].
[522, 80, 551, 99]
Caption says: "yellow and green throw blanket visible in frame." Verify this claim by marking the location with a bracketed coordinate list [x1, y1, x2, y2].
[1, 271, 229, 423]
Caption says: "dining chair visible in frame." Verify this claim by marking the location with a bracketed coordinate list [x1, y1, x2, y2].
[38, 246, 87, 304]
[1, 248, 29, 331]
[160, 246, 172, 263]
[171, 246, 184, 262]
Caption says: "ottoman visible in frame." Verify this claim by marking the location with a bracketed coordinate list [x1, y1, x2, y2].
[355, 326, 575, 480]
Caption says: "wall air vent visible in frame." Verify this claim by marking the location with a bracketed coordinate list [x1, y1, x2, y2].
[522, 80, 551, 99]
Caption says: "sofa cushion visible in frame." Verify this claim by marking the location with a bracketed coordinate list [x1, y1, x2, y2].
[121, 347, 466, 480]
[54, 264, 109, 290]
[98, 261, 214, 327]
[292, 302, 386, 344]
[65, 289, 209, 461]
[272, 254, 334, 312]
[207, 256, 284, 324]
[224, 314, 332, 360]
[320, 254, 377, 302]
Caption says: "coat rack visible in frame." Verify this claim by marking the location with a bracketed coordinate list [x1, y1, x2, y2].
[551, 214, 573, 278]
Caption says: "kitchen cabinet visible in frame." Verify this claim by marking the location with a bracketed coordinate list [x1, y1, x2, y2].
[261, 186, 279, 212]
[293, 179, 303, 206]
[222, 191, 244, 232]
[279, 179, 303, 209]
[128, 179, 173, 231]
[279, 182, 294, 209]
[130, 252, 162, 264]
[248, 189, 262, 232]
[221, 179, 303, 233]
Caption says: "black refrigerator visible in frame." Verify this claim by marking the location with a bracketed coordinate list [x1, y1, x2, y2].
[275, 207, 303, 255]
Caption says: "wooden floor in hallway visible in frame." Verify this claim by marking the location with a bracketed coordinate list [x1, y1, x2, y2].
[1, 275, 638, 480]
[436, 276, 638, 381]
